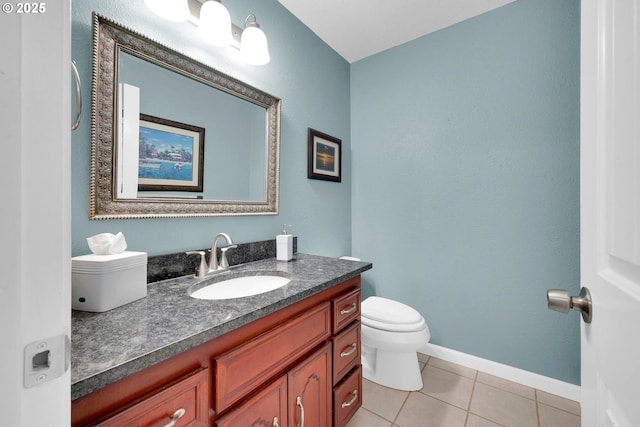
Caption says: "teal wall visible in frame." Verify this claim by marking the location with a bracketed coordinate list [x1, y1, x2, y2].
[351, 0, 581, 384]
[71, 0, 352, 257]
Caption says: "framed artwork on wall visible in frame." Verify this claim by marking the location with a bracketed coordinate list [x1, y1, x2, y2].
[307, 128, 342, 182]
[137, 114, 205, 192]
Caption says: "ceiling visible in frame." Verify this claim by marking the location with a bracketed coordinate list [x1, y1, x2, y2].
[277, 0, 516, 63]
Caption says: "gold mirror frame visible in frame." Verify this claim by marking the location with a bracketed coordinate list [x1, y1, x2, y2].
[89, 14, 281, 220]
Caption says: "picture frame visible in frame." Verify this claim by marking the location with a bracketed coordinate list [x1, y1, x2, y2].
[137, 114, 205, 192]
[307, 128, 342, 182]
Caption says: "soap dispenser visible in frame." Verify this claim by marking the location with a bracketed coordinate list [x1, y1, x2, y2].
[276, 224, 293, 261]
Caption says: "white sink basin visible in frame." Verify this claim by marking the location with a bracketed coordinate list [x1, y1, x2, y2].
[189, 274, 290, 300]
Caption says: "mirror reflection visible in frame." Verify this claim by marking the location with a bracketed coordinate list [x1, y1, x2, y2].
[118, 52, 267, 201]
[89, 14, 281, 219]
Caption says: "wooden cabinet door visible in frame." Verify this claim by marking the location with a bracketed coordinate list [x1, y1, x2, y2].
[215, 375, 287, 427]
[288, 343, 331, 427]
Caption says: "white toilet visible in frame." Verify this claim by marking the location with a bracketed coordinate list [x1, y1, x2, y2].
[360, 296, 430, 391]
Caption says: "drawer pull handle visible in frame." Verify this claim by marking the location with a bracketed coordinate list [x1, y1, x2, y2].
[273, 416, 280, 427]
[340, 343, 357, 357]
[341, 390, 359, 408]
[340, 303, 357, 315]
[163, 408, 186, 427]
[296, 395, 305, 427]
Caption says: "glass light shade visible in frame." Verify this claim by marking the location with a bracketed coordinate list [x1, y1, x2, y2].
[144, 0, 190, 22]
[240, 25, 270, 65]
[197, 1, 232, 47]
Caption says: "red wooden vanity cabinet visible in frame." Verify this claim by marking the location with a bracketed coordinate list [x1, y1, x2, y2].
[72, 276, 363, 427]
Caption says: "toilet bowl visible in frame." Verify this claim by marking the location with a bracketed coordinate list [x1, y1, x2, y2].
[360, 296, 430, 391]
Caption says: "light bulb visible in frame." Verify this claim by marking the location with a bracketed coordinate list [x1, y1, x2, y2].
[240, 23, 270, 65]
[198, 1, 232, 47]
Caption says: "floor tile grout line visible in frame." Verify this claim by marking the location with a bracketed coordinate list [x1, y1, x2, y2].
[468, 369, 533, 427]
[417, 364, 477, 409]
[356, 407, 395, 425]
[475, 376, 537, 402]
[418, 389, 474, 414]
[425, 356, 477, 380]
[390, 389, 412, 426]
[537, 401, 582, 418]
[535, 387, 581, 416]
[463, 370, 479, 427]
[418, 358, 479, 416]
[535, 389, 542, 427]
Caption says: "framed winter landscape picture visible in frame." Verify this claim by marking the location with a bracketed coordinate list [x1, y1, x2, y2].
[137, 114, 205, 192]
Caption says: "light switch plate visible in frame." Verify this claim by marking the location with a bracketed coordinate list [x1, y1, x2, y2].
[23, 334, 70, 388]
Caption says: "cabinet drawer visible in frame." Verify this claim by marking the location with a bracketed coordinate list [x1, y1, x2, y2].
[215, 375, 287, 427]
[95, 368, 208, 427]
[215, 302, 331, 413]
[332, 321, 360, 385]
[332, 288, 360, 333]
[333, 365, 362, 427]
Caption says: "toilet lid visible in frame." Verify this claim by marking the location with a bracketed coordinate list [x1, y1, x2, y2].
[361, 296, 426, 332]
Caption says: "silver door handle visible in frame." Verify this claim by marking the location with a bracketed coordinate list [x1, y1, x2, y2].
[547, 287, 592, 323]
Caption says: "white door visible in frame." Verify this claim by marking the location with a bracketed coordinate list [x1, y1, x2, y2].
[0, 1, 71, 425]
[580, 0, 640, 426]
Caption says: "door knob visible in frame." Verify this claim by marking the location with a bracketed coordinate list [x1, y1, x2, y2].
[547, 287, 592, 323]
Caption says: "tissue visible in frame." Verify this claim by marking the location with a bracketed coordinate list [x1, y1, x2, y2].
[87, 232, 127, 255]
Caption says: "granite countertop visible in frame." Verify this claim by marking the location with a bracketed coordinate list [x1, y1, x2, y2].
[71, 253, 372, 400]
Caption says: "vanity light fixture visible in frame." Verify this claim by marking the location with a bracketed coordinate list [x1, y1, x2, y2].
[144, 0, 271, 65]
[240, 14, 270, 66]
[144, 0, 190, 22]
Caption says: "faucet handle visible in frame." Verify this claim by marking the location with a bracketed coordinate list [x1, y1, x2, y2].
[219, 245, 237, 269]
[185, 251, 207, 278]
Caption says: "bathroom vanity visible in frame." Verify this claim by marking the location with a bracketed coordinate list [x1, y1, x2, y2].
[71, 254, 371, 427]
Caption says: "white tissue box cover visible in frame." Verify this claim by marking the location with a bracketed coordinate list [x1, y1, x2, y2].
[72, 251, 147, 312]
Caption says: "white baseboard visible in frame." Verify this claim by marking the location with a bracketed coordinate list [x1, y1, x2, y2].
[420, 343, 580, 402]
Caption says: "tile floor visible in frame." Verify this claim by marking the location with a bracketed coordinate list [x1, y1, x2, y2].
[346, 354, 580, 427]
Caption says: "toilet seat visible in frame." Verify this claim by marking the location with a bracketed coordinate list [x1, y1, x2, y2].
[361, 296, 427, 332]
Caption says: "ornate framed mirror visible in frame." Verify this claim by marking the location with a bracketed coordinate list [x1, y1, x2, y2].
[89, 14, 281, 219]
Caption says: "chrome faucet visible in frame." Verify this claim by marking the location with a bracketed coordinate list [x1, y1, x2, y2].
[185, 232, 237, 278]
[208, 232, 237, 273]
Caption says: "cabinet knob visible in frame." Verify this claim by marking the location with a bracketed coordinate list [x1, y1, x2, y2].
[163, 408, 186, 427]
[273, 416, 280, 427]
